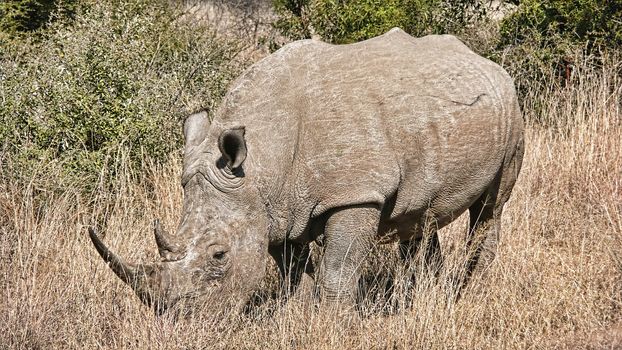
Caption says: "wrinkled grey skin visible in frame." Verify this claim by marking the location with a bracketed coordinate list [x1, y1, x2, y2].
[90, 28, 524, 315]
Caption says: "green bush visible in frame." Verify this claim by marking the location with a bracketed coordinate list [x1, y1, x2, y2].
[308, 0, 429, 44]
[0, 0, 244, 187]
[495, 0, 622, 114]
[271, 0, 486, 45]
[500, 0, 622, 51]
[0, 0, 77, 41]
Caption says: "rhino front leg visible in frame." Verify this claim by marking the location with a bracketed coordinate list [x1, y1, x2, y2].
[269, 241, 314, 298]
[318, 204, 379, 307]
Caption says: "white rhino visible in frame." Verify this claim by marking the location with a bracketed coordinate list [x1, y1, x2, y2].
[89, 28, 524, 315]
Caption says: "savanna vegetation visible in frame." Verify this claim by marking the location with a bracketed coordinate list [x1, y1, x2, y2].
[1, 0, 620, 348]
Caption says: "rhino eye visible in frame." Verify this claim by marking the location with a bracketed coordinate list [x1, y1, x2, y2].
[213, 250, 227, 261]
[207, 244, 230, 265]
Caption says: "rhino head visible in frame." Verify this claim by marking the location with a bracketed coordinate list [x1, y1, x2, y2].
[89, 111, 270, 316]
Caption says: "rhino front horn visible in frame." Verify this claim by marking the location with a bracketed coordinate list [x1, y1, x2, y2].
[88, 227, 142, 285]
[153, 219, 185, 261]
[88, 227, 166, 308]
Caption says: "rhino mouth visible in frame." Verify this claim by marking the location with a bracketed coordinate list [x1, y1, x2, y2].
[88, 223, 185, 314]
[88, 223, 234, 316]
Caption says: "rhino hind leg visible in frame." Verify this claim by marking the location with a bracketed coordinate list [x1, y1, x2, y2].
[399, 229, 443, 276]
[465, 193, 501, 279]
[461, 137, 524, 292]
[318, 204, 380, 308]
[395, 227, 443, 309]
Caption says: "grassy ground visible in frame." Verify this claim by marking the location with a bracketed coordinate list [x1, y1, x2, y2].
[1, 47, 621, 350]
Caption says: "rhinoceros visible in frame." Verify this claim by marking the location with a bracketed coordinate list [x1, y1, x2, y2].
[89, 28, 524, 315]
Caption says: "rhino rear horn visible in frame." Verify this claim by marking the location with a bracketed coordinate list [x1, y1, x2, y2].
[153, 219, 186, 261]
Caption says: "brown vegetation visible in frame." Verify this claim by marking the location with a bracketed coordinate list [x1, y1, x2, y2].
[1, 0, 621, 345]
[0, 48, 620, 348]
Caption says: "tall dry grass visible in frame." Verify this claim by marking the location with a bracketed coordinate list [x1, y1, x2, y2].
[0, 55, 620, 349]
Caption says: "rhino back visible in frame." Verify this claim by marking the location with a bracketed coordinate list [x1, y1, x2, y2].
[212, 28, 522, 241]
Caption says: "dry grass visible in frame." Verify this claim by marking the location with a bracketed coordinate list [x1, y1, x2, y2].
[1, 57, 621, 349]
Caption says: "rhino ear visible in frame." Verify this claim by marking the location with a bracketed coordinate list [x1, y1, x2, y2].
[184, 111, 211, 153]
[218, 127, 247, 170]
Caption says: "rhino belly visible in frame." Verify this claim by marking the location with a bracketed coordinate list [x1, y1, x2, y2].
[379, 146, 505, 241]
